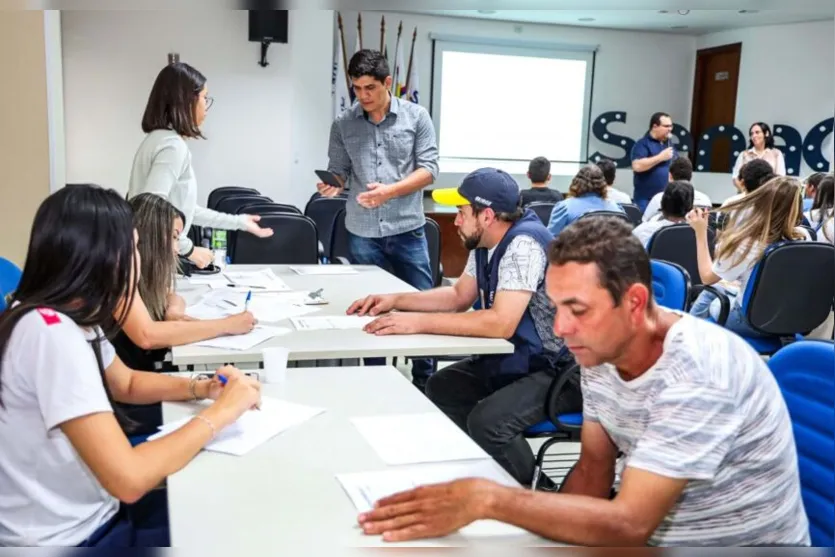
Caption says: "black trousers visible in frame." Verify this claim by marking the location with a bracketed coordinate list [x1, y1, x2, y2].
[425, 357, 583, 486]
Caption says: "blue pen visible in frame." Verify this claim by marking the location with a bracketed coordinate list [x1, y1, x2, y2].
[244, 290, 252, 312]
[214, 373, 260, 410]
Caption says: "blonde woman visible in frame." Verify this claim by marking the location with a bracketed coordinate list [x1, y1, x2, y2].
[114, 194, 256, 373]
[547, 165, 625, 236]
[687, 177, 807, 336]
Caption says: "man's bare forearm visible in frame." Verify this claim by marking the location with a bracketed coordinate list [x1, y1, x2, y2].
[393, 287, 467, 313]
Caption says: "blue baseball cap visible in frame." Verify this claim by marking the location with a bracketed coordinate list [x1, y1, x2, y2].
[432, 168, 521, 213]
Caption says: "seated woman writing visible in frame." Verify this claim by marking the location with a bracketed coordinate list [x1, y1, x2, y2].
[113, 193, 256, 433]
[0, 184, 261, 547]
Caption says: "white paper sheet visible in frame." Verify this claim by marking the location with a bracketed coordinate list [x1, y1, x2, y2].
[351, 413, 487, 465]
[186, 326, 291, 350]
[290, 315, 376, 331]
[336, 461, 526, 538]
[150, 397, 325, 456]
[290, 265, 359, 275]
[228, 269, 291, 290]
[186, 290, 320, 323]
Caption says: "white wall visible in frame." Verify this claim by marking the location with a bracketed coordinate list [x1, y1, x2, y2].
[62, 9, 333, 210]
[694, 19, 834, 196]
[342, 11, 698, 195]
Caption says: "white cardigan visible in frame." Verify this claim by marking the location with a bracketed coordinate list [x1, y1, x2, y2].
[128, 129, 247, 255]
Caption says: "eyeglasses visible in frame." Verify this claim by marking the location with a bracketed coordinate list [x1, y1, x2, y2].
[205, 96, 214, 111]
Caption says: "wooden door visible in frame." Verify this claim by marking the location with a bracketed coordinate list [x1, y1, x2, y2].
[690, 43, 742, 173]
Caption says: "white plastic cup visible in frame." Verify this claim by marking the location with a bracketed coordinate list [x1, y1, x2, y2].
[261, 346, 289, 384]
[213, 249, 227, 270]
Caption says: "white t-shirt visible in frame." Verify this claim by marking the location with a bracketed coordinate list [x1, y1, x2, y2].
[582, 313, 809, 546]
[632, 219, 679, 249]
[642, 189, 712, 223]
[712, 240, 763, 308]
[806, 209, 835, 244]
[0, 308, 119, 546]
[606, 187, 632, 205]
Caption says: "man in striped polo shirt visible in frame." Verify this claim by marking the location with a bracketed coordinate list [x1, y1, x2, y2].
[357, 216, 810, 547]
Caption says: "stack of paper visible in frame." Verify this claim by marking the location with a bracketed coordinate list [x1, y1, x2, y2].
[290, 315, 376, 331]
[351, 413, 487, 465]
[150, 397, 325, 456]
[290, 265, 359, 275]
[186, 325, 291, 350]
[336, 461, 526, 538]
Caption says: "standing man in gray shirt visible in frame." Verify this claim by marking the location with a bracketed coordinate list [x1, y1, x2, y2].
[318, 49, 439, 390]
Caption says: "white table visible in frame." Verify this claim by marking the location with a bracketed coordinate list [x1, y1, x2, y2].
[165, 366, 559, 549]
[172, 265, 513, 366]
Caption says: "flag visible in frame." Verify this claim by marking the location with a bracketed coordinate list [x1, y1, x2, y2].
[333, 32, 351, 118]
[404, 47, 419, 104]
[392, 28, 406, 97]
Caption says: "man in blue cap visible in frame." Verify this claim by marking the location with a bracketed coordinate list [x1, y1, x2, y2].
[347, 168, 581, 487]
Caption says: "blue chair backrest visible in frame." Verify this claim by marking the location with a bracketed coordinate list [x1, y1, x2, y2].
[741, 242, 835, 336]
[650, 259, 691, 311]
[0, 257, 22, 311]
[768, 341, 835, 547]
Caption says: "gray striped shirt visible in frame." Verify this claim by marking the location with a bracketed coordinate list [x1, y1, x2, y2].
[582, 313, 809, 546]
[327, 96, 439, 238]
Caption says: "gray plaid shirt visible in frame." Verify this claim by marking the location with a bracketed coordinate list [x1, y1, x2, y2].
[327, 96, 439, 238]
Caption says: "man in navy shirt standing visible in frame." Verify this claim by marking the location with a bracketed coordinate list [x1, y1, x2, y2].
[630, 112, 676, 213]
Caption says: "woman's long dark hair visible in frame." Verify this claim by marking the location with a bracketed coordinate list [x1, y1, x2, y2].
[0, 185, 138, 421]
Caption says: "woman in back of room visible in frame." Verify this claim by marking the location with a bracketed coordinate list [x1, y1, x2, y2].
[546, 164, 625, 237]
[730, 122, 786, 190]
[113, 193, 257, 434]
[0, 184, 261, 547]
[805, 174, 834, 244]
[128, 62, 273, 269]
[687, 177, 808, 336]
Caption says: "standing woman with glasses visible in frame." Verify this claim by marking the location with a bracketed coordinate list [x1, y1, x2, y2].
[129, 62, 273, 269]
[731, 122, 787, 191]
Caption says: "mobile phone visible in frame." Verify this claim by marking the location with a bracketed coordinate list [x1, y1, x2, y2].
[315, 170, 348, 191]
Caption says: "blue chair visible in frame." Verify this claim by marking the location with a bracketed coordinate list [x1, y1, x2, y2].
[526, 361, 583, 490]
[647, 223, 716, 289]
[650, 259, 691, 311]
[713, 242, 835, 355]
[0, 257, 22, 311]
[768, 341, 835, 547]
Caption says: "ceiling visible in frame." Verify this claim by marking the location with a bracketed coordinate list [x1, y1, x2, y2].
[407, 8, 835, 35]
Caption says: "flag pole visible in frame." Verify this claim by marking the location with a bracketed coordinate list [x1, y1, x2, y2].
[357, 13, 363, 50]
[403, 26, 417, 96]
[393, 21, 403, 95]
[379, 15, 385, 52]
[338, 13, 351, 95]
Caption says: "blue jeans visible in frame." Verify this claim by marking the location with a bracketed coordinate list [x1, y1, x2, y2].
[79, 488, 170, 547]
[689, 287, 767, 338]
[348, 227, 435, 387]
[634, 198, 650, 215]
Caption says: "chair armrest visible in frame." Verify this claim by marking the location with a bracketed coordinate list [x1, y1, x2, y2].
[545, 362, 582, 431]
[690, 284, 731, 326]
